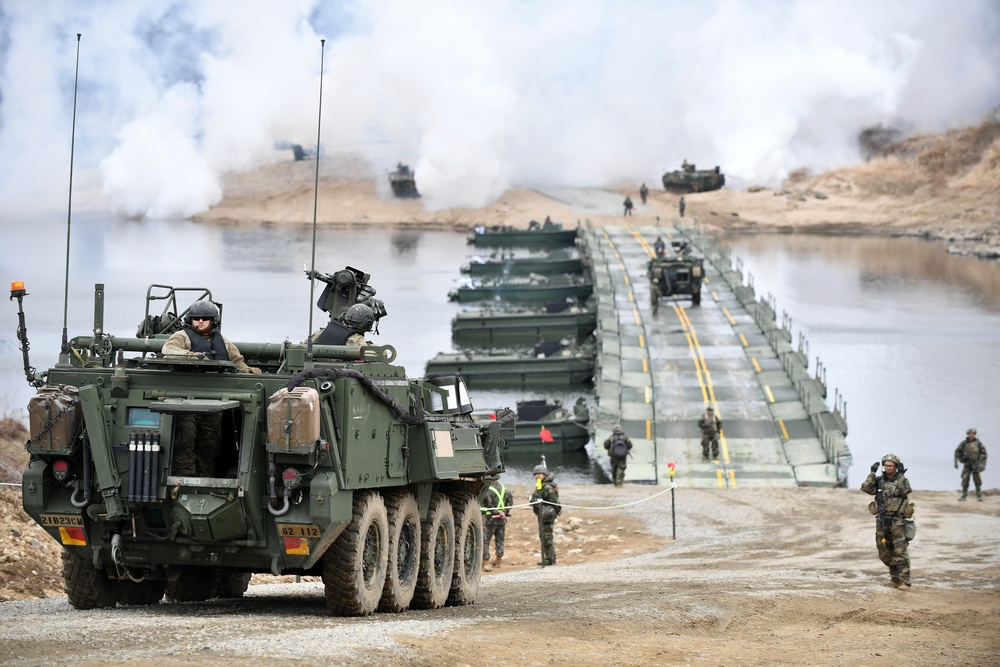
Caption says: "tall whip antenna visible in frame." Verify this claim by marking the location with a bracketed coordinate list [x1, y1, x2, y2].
[61, 33, 82, 355]
[306, 38, 326, 364]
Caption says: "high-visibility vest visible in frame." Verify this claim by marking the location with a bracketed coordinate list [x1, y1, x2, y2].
[480, 483, 508, 514]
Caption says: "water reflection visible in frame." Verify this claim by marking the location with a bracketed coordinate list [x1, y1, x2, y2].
[720, 232, 1000, 492]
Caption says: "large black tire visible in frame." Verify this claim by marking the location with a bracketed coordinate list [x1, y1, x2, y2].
[412, 492, 454, 610]
[165, 568, 214, 602]
[211, 572, 251, 599]
[379, 491, 421, 613]
[119, 579, 167, 606]
[62, 550, 121, 609]
[323, 491, 389, 616]
[447, 492, 483, 606]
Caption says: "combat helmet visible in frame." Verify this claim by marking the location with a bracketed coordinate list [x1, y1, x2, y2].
[881, 453, 901, 465]
[967, 428, 977, 435]
[344, 303, 375, 332]
[185, 299, 220, 326]
[612, 424, 623, 434]
[532, 464, 547, 475]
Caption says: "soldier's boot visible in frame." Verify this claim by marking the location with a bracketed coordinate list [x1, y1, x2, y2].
[977, 489, 983, 501]
[482, 557, 492, 572]
[492, 555, 502, 569]
[959, 490, 968, 501]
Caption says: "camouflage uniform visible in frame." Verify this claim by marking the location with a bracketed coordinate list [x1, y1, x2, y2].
[623, 196, 634, 217]
[603, 427, 633, 487]
[698, 408, 721, 461]
[479, 481, 512, 562]
[162, 322, 259, 477]
[861, 458, 913, 587]
[679, 196, 686, 217]
[530, 471, 561, 566]
[639, 183, 649, 204]
[954, 431, 987, 501]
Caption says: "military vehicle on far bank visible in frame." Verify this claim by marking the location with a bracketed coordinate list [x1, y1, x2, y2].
[389, 163, 420, 198]
[648, 253, 705, 312]
[661, 160, 725, 194]
[12, 266, 513, 616]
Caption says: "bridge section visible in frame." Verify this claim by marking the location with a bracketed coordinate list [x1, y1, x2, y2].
[581, 223, 850, 488]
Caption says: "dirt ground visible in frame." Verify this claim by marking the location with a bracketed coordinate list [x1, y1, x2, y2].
[0, 481, 998, 666]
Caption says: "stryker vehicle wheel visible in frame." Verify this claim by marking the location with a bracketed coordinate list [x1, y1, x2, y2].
[412, 492, 454, 609]
[447, 492, 483, 606]
[119, 579, 166, 606]
[165, 568, 214, 602]
[62, 550, 121, 609]
[379, 491, 421, 613]
[323, 491, 389, 616]
[211, 571, 252, 599]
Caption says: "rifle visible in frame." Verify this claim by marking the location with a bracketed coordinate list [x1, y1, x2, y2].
[875, 476, 888, 546]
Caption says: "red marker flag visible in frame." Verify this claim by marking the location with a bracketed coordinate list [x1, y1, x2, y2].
[539, 426, 554, 443]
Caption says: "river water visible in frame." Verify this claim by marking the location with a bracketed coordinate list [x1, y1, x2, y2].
[2, 215, 998, 490]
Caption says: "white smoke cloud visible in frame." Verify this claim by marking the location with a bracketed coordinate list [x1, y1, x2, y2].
[0, 0, 997, 219]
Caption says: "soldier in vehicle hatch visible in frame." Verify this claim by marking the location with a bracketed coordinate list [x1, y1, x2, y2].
[861, 454, 914, 588]
[308, 303, 376, 346]
[161, 299, 261, 476]
[954, 428, 987, 501]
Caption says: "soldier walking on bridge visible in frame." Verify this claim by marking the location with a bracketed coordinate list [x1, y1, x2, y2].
[603, 425, 633, 487]
[954, 428, 987, 501]
[698, 406, 721, 462]
[861, 454, 914, 588]
[623, 196, 634, 217]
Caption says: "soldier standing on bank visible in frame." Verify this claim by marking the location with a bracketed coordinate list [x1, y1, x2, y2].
[698, 406, 721, 461]
[679, 196, 686, 218]
[954, 428, 988, 501]
[861, 454, 914, 588]
[603, 425, 633, 487]
[479, 478, 512, 571]
[623, 196, 634, 217]
[530, 464, 561, 566]
[639, 183, 649, 204]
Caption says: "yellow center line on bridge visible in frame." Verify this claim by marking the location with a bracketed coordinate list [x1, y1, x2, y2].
[674, 304, 735, 483]
[722, 307, 736, 325]
[633, 309, 642, 326]
[778, 419, 790, 440]
[712, 290, 719, 302]
[740, 333, 749, 347]
[764, 386, 776, 403]
[642, 358, 648, 373]
[624, 275, 631, 285]
[752, 357, 761, 372]
[628, 291, 634, 302]
[644, 386, 651, 403]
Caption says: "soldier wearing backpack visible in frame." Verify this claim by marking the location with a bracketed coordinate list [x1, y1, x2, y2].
[698, 406, 721, 461]
[603, 425, 633, 487]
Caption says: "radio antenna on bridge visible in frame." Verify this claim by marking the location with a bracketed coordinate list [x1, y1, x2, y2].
[61, 33, 82, 356]
[306, 38, 326, 364]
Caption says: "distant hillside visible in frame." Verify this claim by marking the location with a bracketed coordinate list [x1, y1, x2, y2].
[802, 118, 1000, 204]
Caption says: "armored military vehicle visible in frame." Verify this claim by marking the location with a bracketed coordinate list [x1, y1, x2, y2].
[648, 254, 705, 312]
[12, 266, 513, 616]
[661, 161, 725, 194]
[461, 250, 585, 277]
[389, 163, 419, 198]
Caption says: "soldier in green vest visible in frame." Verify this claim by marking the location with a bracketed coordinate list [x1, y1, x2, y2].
[954, 428, 988, 501]
[479, 479, 513, 571]
[530, 465, 561, 566]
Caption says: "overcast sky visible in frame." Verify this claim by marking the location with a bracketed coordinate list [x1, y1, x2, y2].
[1, 0, 998, 218]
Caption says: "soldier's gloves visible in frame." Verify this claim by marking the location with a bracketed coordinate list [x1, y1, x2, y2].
[870, 462, 879, 473]
[247, 367, 262, 375]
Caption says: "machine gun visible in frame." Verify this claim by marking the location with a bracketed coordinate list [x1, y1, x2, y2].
[306, 266, 388, 327]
